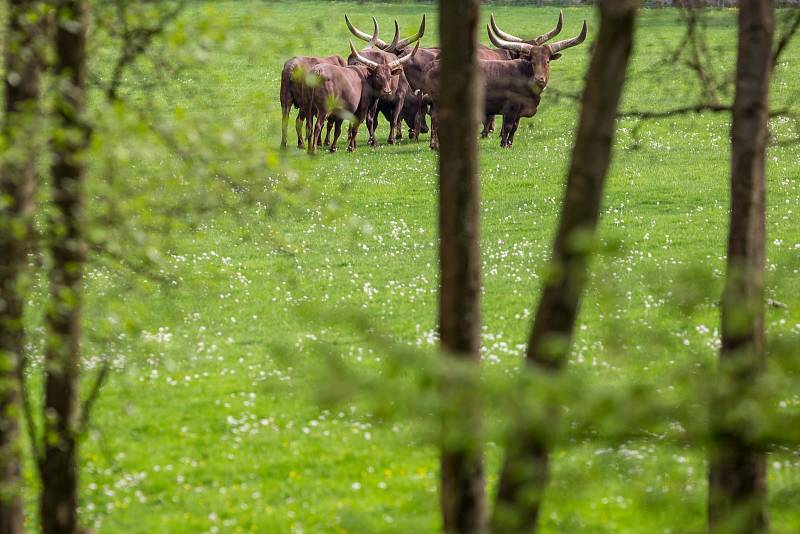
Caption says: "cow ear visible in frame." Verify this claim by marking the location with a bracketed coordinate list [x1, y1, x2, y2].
[550, 53, 563, 61]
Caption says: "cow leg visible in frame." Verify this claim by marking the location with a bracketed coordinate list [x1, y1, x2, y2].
[281, 106, 291, 148]
[429, 105, 439, 151]
[307, 111, 317, 154]
[480, 115, 493, 138]
[310, 111, 326, 155]
[388, 96, 403, 145]
[499, 114, 515, 148]
[348, 122, 360, 152]
[330, 120, 343, 153]
[295, 110, 306, 149]
[305, 110, 315, 148]
[507, 117, 521, 148]
[324, 118, 334, 146]
[411, 105, 423, 142]
[366, 101, 379, 147]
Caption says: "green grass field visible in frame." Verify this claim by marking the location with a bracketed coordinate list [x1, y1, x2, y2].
[25, 1, 800, 532]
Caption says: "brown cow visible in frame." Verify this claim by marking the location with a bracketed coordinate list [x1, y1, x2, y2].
[304, 41, 418, 154]
[476, 12, 565, 136]
[346, 15, 433, 138]
[422, 19, 587, 149]
[346, 20, 409, 146]
[280, 55, 346, 148]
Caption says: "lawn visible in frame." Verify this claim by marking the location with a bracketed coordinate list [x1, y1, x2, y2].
[23, 1, 800, 532]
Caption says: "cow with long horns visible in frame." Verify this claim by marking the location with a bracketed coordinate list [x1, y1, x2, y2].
[346, 14, 434, 138]
[345, 18, 419, 146]
[422, 16, 587, 149]
[476, 11, 566, 136]
[303, 33, 419, 153]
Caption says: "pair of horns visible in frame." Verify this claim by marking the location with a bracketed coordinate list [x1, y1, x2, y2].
[345, 14, 426, 52]
[488, 12, 587, 55]
[492, 11, 564, 46]
[350, 40, 420, 70]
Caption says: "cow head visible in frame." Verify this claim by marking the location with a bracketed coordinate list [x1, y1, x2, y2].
[488, 16, 587, 93]
[345, 14, 426, 53]
[349, 40, 419, 99]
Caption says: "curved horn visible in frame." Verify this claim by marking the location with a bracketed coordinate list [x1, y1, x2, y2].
[367, 16, 380, 49]
[487, 24, 531, 55]
[349, 39, 380, 69]
[345, 14, 389, 49]
[396, 14, 426, 49]
[490, 13, 523, 43]
[547, 19, 587, 53]
[533, 10, 564, 45]
[388, 41, 419, 69]
[384, 21, 400, 53]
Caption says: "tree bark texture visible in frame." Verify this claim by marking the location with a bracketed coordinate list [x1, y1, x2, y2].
[41, 1, 88, 533]
[708, 1, 773, 533]
[492, 1, 638, 532]
[437, 1, 486, 532]
[1, 1, 44, 531]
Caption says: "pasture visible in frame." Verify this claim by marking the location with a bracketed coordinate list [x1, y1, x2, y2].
[53, 1, 800, 532]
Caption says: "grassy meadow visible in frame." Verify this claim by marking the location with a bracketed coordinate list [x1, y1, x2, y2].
[20, 1, 800, 532]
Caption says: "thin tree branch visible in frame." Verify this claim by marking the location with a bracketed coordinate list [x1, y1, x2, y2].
[106, 0, 186, 101]
[772, 9, 800, 68]
[78, 362, 111, 436]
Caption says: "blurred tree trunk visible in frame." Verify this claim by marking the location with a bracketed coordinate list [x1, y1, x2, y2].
[437, 0, 486, 532]
[708, 1, 773, 532]
[41, 1, 88, 532]
[1, 1, 45, 531]
[492, 1, 638, 532]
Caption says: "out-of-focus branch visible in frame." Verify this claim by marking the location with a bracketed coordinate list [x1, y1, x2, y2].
[772, 9, 800, 68]
[105, 0, 186, 101]
[618, 104, 797, 120]
[78, 362, 111, 436]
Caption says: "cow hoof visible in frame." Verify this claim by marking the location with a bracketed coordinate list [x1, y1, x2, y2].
[330, 146, 337, 153]
[387, 138, 395, 145]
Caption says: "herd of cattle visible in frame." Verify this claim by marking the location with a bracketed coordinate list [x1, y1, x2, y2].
[279, 12, 587, 153]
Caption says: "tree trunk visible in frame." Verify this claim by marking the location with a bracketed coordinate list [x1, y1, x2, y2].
[707, 1, 773, 532]
[0, 1, 44, 531]
[437, 0, 486, 532]
[41, 1, 88, 533]
[492, 1, 638, 532]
